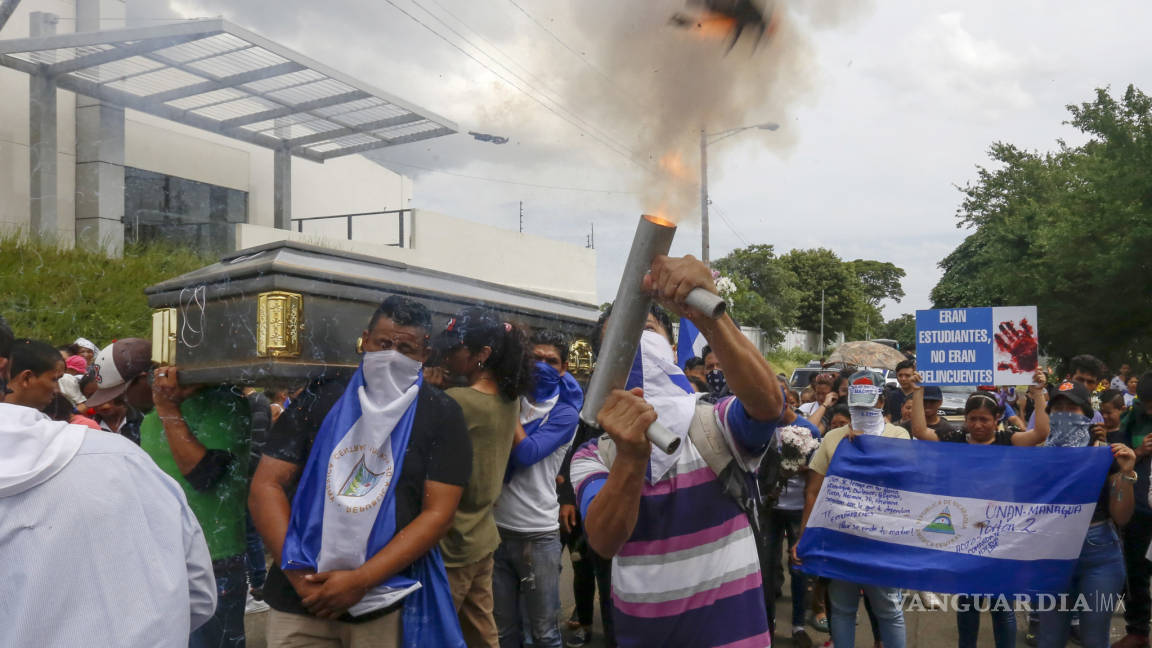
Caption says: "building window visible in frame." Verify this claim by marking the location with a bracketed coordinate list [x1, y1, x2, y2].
[124, 167, 247, 255]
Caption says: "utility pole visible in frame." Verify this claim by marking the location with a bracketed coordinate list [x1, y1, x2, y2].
[819, 288, 826, 357]
[700, 128, 709, 264]
[519, 201, 523, 233]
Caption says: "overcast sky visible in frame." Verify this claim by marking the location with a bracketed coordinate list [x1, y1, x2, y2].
[149, 0, 1151, 319]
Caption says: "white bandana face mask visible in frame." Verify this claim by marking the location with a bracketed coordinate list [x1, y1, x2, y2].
[850, 406, 885, 436]
[362, 350, 422, 405]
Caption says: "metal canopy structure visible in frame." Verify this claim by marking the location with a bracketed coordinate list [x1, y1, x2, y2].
[0, 18, 457, 163]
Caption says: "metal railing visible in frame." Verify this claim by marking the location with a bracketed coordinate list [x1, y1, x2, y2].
[291, 208, 411, 247]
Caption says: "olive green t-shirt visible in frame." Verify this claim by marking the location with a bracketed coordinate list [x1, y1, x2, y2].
[440, 387, 519, 567]
[140, 387, 250, 561]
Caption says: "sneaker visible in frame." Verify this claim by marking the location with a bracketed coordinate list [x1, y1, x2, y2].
[566, 627, 592, 647]
[792, 629, 813, 648]
[809, 614, 830, 633]
[1113, 635, 1152, 648]
[244, 591, 269, 614]
[1025, 617, 1038, 647]
[566, 611, 582, 630]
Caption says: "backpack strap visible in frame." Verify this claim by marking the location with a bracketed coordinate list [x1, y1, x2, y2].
[687, 402, 735, 480]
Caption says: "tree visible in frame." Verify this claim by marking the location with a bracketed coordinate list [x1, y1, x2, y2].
[850, 259, 906, 307]
[712, 244, 800, 346]
[931, 85, 1152, 367]
[878, 314, 917, 350]
[778, 248, 864, 344]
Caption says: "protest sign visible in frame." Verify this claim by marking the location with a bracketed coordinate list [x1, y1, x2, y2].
[915, 306, 1038, 386]
[796, 436, 1111, 596]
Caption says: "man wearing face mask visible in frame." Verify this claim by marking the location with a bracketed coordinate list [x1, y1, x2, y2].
[570, 255, 785, 648]
[250, 296, 472, 647]
[700, 345, 729, 400]
[796, 370, 911, 648]
[491, 330, 583, 648]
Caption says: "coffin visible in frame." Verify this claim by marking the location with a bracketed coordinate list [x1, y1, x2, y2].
[145, 240, 599, 385]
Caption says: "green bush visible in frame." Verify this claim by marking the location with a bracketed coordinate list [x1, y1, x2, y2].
[1, 236, 213, 347]
[765, 347, 820, 380]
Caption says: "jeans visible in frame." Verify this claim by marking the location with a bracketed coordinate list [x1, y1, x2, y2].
[189, 556, 247, 648]
[244, 513, 267, 592]
[828, 580, 905, 648]
[1122, 509, 1152, 636]
[956, 595, 1017, 648]
[766, 508, 808, 631]
[493, 529, 563, 648]
[1038, 522, 1127, 648]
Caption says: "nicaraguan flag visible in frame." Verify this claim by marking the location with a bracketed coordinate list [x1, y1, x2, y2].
[676, 317, 707, 369]
[796, 435, 1112, 596]
[282, 368, 464, 647]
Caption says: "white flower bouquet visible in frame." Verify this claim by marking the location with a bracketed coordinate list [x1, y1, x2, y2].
[777, 424, 820, 477]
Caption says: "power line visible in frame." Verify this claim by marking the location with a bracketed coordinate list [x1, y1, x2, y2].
[383, 0, 646, 170]
[407, 0, 637, 164]
[711, 203, 751, 246]
[372, 156, 636, 194]
[502, 0, 639, 108]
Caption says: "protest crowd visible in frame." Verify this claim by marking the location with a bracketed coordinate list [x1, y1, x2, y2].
[4, 252, 1152, 648]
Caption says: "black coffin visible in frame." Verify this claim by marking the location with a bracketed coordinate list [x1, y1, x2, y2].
[145, 240, 599, 385]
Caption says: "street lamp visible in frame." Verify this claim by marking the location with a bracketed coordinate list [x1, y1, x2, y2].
[700, 121, 779, 263]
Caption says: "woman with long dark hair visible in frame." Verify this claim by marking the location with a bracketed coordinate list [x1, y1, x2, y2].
[434, 306, 533, 648]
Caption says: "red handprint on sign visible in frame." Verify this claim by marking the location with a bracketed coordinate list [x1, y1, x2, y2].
[995, 318, 1038, 373]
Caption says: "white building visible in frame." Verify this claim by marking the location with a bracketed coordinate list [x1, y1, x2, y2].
[0, 0, 596, 305]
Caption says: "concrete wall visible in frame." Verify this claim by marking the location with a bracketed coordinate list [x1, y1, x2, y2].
[235, 210, 598, 305]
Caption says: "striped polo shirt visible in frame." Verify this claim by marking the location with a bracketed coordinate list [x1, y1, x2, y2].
[571, 397, 774, 648]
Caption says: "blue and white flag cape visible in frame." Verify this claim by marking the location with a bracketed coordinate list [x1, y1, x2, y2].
[677, 317, 707, 369]
[281, 368, 464, 648]
[796, 435, 1112, 596]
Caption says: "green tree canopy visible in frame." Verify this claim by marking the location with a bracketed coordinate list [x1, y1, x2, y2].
[850, 259, 906, 307]
[931, 85, 1152, 367]
[712, 244, 799, 346]
[878, 314, 917, 350]
[779, 247, 864, 344]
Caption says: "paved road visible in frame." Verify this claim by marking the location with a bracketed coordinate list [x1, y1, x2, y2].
[244, 550, 1132, 646]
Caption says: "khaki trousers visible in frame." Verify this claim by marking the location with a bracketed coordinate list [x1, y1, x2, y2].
[265, 608, 401, 648]
[446, 553, 499, 648]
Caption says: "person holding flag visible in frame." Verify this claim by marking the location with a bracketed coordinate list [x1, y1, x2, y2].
[250, 295, 472, 648]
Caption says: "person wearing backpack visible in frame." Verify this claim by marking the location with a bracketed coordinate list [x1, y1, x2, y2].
[569, 254, 784, 648]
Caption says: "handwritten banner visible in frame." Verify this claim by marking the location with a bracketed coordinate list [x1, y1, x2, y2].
[797, 435, 1110, 595]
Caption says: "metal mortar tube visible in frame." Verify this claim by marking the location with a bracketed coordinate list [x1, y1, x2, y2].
[580, 214, 683, 454]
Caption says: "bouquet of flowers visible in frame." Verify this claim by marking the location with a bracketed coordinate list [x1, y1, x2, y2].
[777, 425, 821, 478]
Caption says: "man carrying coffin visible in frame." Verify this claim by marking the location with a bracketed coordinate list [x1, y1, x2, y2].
[250, 296, 472, 647]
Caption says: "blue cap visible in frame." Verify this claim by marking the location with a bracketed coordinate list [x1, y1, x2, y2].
[923, 386, 943, 402]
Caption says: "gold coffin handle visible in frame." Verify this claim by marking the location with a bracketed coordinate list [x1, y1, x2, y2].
[151, 308, 178, 365]
[257, 291, 304, 358]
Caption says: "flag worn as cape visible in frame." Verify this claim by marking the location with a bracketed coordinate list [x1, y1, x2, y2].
[281, 367, 464, 647]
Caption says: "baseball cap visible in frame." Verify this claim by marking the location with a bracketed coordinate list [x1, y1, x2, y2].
[923, 385, 943, 402]
[65, 354, 88, 374]
[1048, 380, 1093, 418]
[847, 369, 885, 407]
[88, 338, 152, 408]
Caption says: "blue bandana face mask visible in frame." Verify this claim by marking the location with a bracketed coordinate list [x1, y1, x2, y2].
[1046, 411, 1092, 447]
[532, 362, 561, 402]
[707, 370, 727, 397]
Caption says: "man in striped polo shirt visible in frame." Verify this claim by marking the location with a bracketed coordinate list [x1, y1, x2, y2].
[571, 255, 783, 648]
